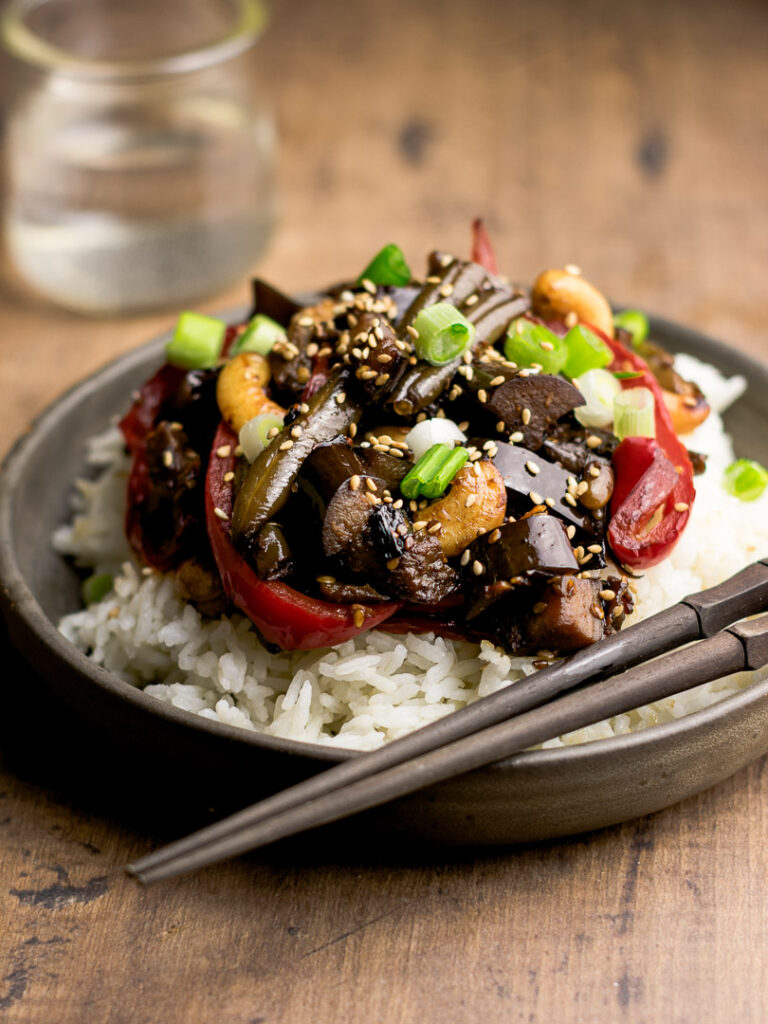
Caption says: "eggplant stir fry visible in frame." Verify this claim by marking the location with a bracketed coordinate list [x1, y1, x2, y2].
[120, 227, 708, 653]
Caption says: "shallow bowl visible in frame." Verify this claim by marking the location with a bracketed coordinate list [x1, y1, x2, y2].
[2, 315, 768, 843]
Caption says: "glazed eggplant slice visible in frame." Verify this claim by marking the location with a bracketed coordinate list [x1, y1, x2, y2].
[232, 368, 361, 547]
[348, 311, 407, 400]
[253, 522, 293, 580]
[524, 575, 605, 651]
[486, 374, 583, 449]
[387, 532, 458, 605]
[492, 442, 592, 532]
[322, 474, 389, 574]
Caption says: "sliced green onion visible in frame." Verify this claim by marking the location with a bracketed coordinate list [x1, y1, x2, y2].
[421, 447, 470, 499]
[562, 324, 613, 379]
[723, 459, 768, 502]
[239, 413, 286, 463]
[165, 312, 226, 370]
[613, 370, 645, 380]
[233, 314, 286, 356]
[613, 309, 649, 347]
[573, 368, 622, 429]
[400, 443, 469, 499]
[357, 243, 412, 287]
[81, 573, 113, 605]
[503, 319, 567, 374]
[411, 303, 476, 366]
[613, 387, 656, 440]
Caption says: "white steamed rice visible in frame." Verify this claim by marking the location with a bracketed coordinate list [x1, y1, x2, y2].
[54, 354, 768, 750]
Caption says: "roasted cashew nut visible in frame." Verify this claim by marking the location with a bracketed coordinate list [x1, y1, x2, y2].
[216, 352, 286, 434]
[421, 460, 507, 558]
[662, 389, 710, 436]
[531, 268, 615, 339]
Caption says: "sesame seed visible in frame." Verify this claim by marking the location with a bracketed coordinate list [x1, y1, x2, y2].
[564, 492, 578, 507]
[428, 522, 442, 534]
[374, 373, 390, 386]
[316, 575, 336, 584]
[426, 275, 441, 284]
[463, 350, 473, 364]
[406, 325, 419, 339]
[600, 589, 617, 601]
[460, 549, 471, 566]
[306, 342, 319, 357]
[360, 369, 378, 381]
[496, 420, 506, 433]
[591, 603, 605, 619]
[335, 392, 346, 405]
[477, 388, 488, 403]
[566, 525, 577, 539]
[521, 408, 532, 425]
[586, 435, 602, 449]
[162, 450, 173, 468]
[472, 560, 485, 576]
[224, 471, 235, 482]
[366, 477, 377, 492]
[579, 553, 594, 565]
[529, 490, 543, 505]
[544, 497, 556, 508]
[353, 609, 365, 628]
[574, 546, 585, 560]
[365, 492, 379, 506]
[300, 403, 310, 414]
[458, 421, 470, 432]
[291, 425, 303, 438]
[510, 431, 524, 443]
[525, 460, 540, 476]
[214, 507, 228, 520]
[576, 480, 589, 495]
[465, 294, 479, 306]
[588, 464, 601, 478]
[412, 520, 427, 531]
[612, 605, 624, 619]
[279, 440, 294, 451]
[386, 558, 400, 570]
[489, 375, 505, 387]
[267, 427, 280, 439]
[298, 315, 314, 327]
[469, 451, 482, 461]
[439, 283, 454, 297]
[378, 353, 393, 363]
[296, 366, 310, 384]
[540, 341, 555, 352]
[216, 444, 232, 458]
[674, 502, 690, 512]
[361, 278, 376, 294]
[564, 311, 578, 328]
[465, 493, 477, 508]
[234, 444, 244, 457]
[350, 475, 361, 490]
[488, 529, 502, 544]
[393, 499, 404, 509]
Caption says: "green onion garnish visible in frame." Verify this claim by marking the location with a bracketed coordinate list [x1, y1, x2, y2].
[401, 443, 469, 500]
[81, 573, 113, 605]
[613, 309, 649, 347]
[613, 371, 645, 380]
[233, 314, 286, 356]
[357, 244, 412, 287]
[411, 303, 476, 366]
[239, 412, 286, 462]
[166, 312, 226, 370]
[562, 324, 613, 379]
[613, 387, 656, 440]
[503, 319, 567, 374]
[723, 459, 768, 502]
[421, 446, 470, 499]
[573, 368, 621, 429]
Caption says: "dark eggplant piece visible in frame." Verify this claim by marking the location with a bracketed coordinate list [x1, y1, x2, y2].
[387, 532, 458, 605]
[387, 361, 459, 418]
[492, 442, 591, 533]
[139, 421, 205, 567]
[162, 369, 221, 456]
[322, 474, 389, 574]
[541, 422, 618, 473]
[462, 287, 530, 345]
[485, 374, 583, 449]
[472, 515, 579, 581]
[232, 368, 361, 547]
[398, 254, 488, 329]
[348, 312, 407, 400]
[524, 575, 605, 651]
[600, 574, 634, 635]
[253, 522, 293, 580]
[301, 438, 410, 506]
[175, 557, 228, 618]
[248, 277, 305, 327]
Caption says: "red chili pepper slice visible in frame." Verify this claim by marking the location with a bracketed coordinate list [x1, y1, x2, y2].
[205, 422, 402, 649]
[585, 327, 695, 569]
[470, 218, 499, 274]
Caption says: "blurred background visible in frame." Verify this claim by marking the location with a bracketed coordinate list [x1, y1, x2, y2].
[0, 0, 766, 441]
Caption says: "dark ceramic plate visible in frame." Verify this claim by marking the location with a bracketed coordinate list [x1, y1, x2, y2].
[2, 315, 768, 844]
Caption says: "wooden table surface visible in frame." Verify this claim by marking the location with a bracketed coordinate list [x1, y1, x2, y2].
[2, 1, 768, 1021]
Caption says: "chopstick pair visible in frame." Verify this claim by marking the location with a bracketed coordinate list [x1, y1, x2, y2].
[127, 559, 768, 884]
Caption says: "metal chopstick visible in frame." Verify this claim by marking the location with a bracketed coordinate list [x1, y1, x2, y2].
[127, 560, 768, 883]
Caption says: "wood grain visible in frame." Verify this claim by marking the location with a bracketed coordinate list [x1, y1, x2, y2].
[2, 0, 768, 1021]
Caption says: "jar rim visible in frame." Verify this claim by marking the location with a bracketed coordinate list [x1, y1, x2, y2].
[0, 0, 268, 79]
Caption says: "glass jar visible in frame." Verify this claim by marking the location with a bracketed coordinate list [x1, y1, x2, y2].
[1, 0, 276, 315]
